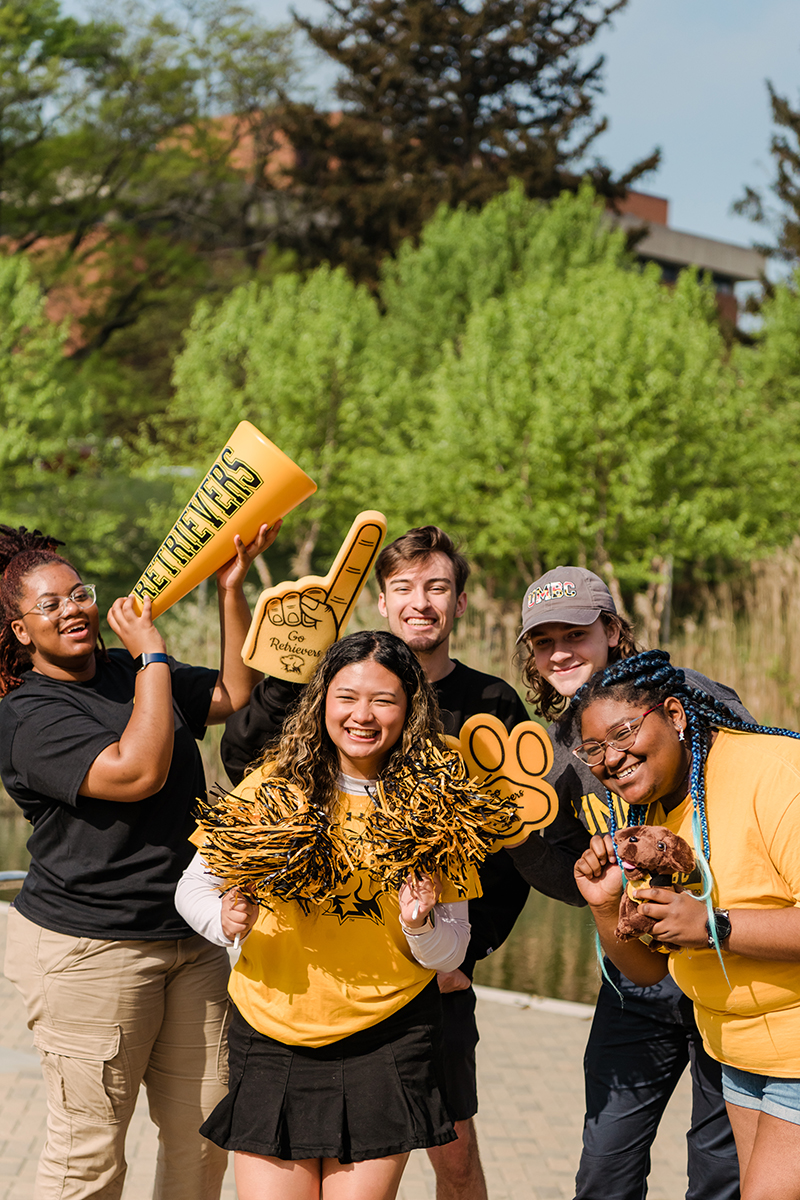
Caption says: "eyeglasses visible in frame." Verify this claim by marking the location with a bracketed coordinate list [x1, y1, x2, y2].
[19, 584, 97, 620]
[573, 702, 665, 765]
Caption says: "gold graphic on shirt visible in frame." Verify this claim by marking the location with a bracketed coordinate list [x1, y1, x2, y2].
[580, 790, 630, 835]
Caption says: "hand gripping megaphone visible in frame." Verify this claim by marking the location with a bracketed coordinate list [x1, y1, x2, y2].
[131, 421, 317, 618]
[241, 510, 387, 683]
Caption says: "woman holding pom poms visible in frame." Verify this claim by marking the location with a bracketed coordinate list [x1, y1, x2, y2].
[0, 520, 277, 1200]
[176, 629, 519, 1200]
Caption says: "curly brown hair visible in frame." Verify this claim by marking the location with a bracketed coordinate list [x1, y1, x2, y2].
[518, 612, 640, 723]
[257, 630, 444, 816]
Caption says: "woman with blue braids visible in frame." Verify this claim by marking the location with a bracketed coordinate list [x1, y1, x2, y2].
[573, 648, 800, 1200]
[514, 566, 743, 1200]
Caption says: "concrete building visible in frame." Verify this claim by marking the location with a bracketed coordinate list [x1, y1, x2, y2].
[612, 191, 765, 325]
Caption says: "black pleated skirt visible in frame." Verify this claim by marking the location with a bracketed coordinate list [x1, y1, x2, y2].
[200, 980, 456, 1163]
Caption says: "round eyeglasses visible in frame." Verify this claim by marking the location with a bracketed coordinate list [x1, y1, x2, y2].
[572, 702, 666, 765]
[19, 584, 97, 620]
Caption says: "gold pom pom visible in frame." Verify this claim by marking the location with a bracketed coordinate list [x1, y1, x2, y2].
[363, 739, 519, 894]
[195, 780, 356, 907]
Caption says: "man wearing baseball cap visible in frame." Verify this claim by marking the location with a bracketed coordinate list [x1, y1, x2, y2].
[512, 565, 744, 1200]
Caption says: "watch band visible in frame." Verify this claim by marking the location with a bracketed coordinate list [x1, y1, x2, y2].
[135, 652, 170, 673]
[706, 908, 731, 948]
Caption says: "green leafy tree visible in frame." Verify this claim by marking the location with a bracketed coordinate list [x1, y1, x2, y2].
[169, 265, 383, 574]
[280, 0, 658, 280]
[378, 180, 631, 376]
[0, 0, 118, 241]
[0, 255, 88, 478]
[383, 254, 786, 610]
[0, 253, 179, 596]
[2, 0, 297, 398]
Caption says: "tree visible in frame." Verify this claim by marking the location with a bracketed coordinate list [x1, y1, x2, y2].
[168, 265, 384, 575]
[280, 0, 658, 280]
[735, 82, 800, 262]
[378, 179, 631, 376]
[0, 0, 118, 241]
[2, 0, 297, 366]
[373, 187, 800, 631]
[0, 253, 180, 595]
[0, 255, 89, 480]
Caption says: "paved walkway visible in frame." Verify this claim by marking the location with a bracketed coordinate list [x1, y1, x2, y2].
[0, 905, 693, 1200]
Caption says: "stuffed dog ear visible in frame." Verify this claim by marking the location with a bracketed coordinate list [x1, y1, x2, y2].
[670, 835, 695, 874]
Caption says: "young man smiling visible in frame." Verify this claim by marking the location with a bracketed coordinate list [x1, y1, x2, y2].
[222, 526, 583, 1200]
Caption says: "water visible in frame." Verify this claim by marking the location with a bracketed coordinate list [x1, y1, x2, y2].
[0, 809, 30, 905]
[473, 889, 600, 1004]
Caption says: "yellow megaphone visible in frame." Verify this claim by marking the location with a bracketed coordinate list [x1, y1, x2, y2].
[131, 421, 317, 618]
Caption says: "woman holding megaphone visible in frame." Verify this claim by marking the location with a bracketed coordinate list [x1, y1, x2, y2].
[0, 519, 278, 1200]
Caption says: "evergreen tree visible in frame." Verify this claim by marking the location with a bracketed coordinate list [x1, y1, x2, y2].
[280, 0, 658, 280]
[735, 82, 800, 261]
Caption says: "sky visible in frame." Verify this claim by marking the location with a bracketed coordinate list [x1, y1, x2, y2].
[67, 0, 800, 253]
[247, 0, 800, 252]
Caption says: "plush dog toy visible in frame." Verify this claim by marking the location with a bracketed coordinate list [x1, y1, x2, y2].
[614, 825, 695, 950]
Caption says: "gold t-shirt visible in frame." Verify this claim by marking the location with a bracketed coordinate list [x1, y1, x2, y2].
[649, 729, 800, 1076]
[216, 771, 480, 1048]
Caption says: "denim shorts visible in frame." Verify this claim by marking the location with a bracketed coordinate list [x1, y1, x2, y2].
[721, 1063, 800, 1125]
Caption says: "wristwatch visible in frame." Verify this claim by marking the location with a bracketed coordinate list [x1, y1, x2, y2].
[134, 652, 170, 672]
[705, 908, 732, 948]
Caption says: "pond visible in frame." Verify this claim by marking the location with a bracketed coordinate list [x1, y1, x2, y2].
[0, 810, 29, 904]
[473, 889, 600, 1004]
[0, 808, 601, 1004]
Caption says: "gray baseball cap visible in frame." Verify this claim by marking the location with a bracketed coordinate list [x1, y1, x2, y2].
[517, 567, 616, 641]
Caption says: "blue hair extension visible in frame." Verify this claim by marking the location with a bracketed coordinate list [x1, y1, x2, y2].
[571, 648, 800, 989]
[594, 930, 624, 1001]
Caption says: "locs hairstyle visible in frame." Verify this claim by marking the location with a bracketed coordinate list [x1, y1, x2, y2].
[259, 629, 444, 816]
[0, 525, 75, 695]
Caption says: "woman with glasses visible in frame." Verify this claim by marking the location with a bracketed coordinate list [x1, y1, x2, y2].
[573, 650, 800, 1200]
[0, 521, 277, 1200]
[510, 567, 746, 1200]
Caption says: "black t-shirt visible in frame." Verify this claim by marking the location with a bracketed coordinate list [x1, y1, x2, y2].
[0, 649, 217, 940]
[433, 661, 533, 975]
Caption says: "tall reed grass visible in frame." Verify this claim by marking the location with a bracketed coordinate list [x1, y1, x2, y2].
[669, 546, 800, 729]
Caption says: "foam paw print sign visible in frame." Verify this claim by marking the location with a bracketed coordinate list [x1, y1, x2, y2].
[242, 511, 387, 683]
[446, 714, 558, 846]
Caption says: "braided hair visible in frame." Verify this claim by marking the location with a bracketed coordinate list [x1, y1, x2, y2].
[0, 524, 104, 695]
[571, 649, 800, 957]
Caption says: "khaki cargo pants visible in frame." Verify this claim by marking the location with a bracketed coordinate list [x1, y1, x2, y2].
[4, 907, 231, 1200]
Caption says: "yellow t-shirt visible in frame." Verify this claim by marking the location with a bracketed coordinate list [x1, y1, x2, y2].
[220, 771, 481, 1048]
[649, 729, 800, 1077]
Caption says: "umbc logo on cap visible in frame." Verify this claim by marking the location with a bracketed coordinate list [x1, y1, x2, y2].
[527, 581, 578, 608]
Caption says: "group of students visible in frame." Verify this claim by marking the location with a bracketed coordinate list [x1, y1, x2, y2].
[1, 517, 799, 1200]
